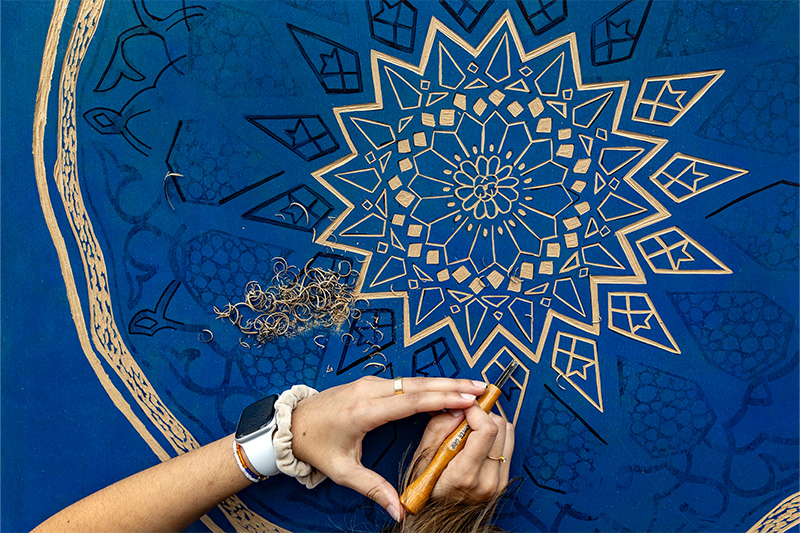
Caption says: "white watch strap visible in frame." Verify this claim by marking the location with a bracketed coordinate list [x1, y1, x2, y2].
[238, 423, 280, 477]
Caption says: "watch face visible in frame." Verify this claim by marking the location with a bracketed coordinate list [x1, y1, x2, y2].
[235, 394, 278, 439]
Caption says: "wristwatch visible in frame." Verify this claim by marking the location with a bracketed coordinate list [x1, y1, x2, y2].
[234, 394, 281, 478]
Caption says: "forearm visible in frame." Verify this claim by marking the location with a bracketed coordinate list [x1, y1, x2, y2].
[33, 434, 249, 533]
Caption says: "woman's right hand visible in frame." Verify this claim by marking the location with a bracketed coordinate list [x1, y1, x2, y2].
[411, 404, 514, 502]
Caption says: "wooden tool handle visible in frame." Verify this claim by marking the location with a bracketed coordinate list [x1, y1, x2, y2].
[400, 385, 502, 514]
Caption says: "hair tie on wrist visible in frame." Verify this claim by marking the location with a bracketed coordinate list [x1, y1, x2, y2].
[273, 384, 327, 489]
[233, 439, 267, 483]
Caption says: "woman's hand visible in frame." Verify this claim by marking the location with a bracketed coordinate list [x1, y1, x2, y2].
[411, 405, 514, 502]
[290, 376, 488, 522]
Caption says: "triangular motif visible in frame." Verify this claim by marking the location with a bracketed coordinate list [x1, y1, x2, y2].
[584, 217, 600, 238]
[378, 152, 391, 173]
[390, 228, 405, 250]
[534, 51, 565, 96]
[598, 147, 645, 175]
[559, 251, 581, 273]
[579, 134, 593, 156]
[466, 298, 488, 344]
[508, 298, 535, 343]
[370, 256, 407, 287]
[412, 263, 433, 282]
[572, 91, 613, 128]
[447, 289, 473, 303]
[416, 287, 445, 324]
[465, 78, 489, 90]
[340, 213, 386, 237]
[426, 92, 450, 107]
[350, 117, 395, 149]
[438, 43, 466, 90]
[553, 278, 586, 317]
[505, 79, 531, 93]
[524, 282, 549, 295]
[546, 100, 567, 118]
[398, 116, 413, 133]
[385, 66, 422, 109]
[582, 243, 625, 269]
[593, 171, 606, 194]
[485, 33, 511, 83]
[482, 295, 510, 308]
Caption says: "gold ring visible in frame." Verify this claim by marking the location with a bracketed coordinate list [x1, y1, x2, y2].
[487, 455, 506, 462]
[393, 376, 404, 395]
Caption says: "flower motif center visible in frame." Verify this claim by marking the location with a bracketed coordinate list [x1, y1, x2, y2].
[454, 155, 519, 220]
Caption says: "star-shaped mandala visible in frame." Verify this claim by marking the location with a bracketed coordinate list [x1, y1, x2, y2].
[314, 13, 737, 410]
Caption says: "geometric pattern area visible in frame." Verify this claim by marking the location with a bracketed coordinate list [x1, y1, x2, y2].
[636, 226, 731, 274]
[411, 337, 461, 378]
[517, 0, 568, 36]
[650, 153, 748, 203]
[618, 359, 717, 459]
[696, 60, 799, 156]
[608, 292, 680, 353]
[287, 24, 362, 93]
[316, 16, 669, 367]
[551, 332, 602, 412]
[480, 346, 529, 425]
[657, 1, 788, 59]
[32, 2, 800, 532]
[632, 70, 724, 127]
[591, 0, 653, 66]
[439, 0, 494, 33]
[524, 388, 605, 494]
[366, 0, 418, 53]
[668, 291, 795, 381]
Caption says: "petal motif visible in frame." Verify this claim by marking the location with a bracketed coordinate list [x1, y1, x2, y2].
[455, 185, 474, 201]
[494, 191, 513, 214]
[496, 164, 513, 180]
[460, 160, 479, 180]
[453, 170, 474, 187]
[462, 193, 481, 212]
[484, 198, 499, 219]
[476, 156, 489, 178]
[487, 155, 502, 177]
[497, 176, 519, 189]
[474, 200, 488, 219]
[501, 186, 519, 203]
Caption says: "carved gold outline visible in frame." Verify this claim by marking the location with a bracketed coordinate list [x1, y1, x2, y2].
[33, 1, 287, 530]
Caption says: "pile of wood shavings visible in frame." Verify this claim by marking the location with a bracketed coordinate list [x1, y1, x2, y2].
[214, 258, 364, 344]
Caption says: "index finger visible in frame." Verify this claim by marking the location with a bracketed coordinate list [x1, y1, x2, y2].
[395, 377, 488, 396]
[368, 390, 479, 426]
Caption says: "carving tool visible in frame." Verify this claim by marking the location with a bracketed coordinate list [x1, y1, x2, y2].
[400, 360, 519, 514]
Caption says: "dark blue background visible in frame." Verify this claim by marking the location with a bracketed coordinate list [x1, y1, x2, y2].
[3, 1, 798, 532]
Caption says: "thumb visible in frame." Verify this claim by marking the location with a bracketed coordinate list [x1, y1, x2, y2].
[338, 464, 403, 523]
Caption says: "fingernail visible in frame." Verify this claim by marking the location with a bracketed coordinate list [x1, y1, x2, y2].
[460, 393, 476, 401]
[450, 409, 463, 417]
[387, 505, 400, 522]
[472, 380, 488, 388]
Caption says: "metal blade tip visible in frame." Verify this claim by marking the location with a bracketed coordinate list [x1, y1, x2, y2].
[494, 360, 519, 388]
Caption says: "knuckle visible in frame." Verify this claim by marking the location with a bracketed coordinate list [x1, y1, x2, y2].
[474, 484, 496, 501]
[405, 391, 425, 406]
[457, 469, 479, 490]
[484, 418, 499, 438]
[489, 413, 505, 429]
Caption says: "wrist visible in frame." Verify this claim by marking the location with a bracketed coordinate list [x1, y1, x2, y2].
[273, 384, 328, 489]
[234, 395, 281, 480]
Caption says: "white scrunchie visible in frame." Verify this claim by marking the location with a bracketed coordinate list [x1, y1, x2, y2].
[273, 384, 328, 488]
